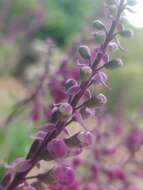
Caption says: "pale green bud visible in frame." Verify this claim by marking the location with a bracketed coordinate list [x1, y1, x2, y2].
[80, 66, 92, 81]
[93, 20, 106, 31]
[119, 29, 134, 38]
[105, 59, 124, 69]
[78, 45, 91, 59]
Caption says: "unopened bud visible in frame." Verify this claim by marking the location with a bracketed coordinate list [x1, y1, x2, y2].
[78, 45, 91, 59]
[93, 20, 106, 31]
[105, 166, 126, 181]
[105, 59, 124, 69]
[93, 71, 108, 85]
[80, 66, 92, 81]
[77, 131, 93, 146]
[67, 85, 80, 96]
[65, 78, 78, 90]
[59, 103, 73, 117]
[47, 139, 68, 159]
[84, 93, 107, 108]
[51, 103, 73, 122]
[53, 166, 75, 185]
[119, 29, 134, 38]
[126, 127, 143, 153]
[108, 42, 118, 52]
[65, 131, 93, 148]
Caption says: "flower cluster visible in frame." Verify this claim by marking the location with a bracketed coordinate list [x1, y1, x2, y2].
[0, 0, 138, 190]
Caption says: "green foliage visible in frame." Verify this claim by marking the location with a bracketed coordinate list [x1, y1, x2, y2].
[106, 29, 143, 115]
[0, 119, 33, 178]
[38, 0, 102, 45]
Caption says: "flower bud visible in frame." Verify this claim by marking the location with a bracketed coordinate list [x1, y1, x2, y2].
[93, 20, 106, 31]
[65, 131, 93, 148]
[38, 166, 75, 185]
[84, 93, 107, 108]
[119, 29, 134, 38]
[93, 71, 108, 85]
[77, 131, 93, 146]
[105, 166, 126, 181]
[59, 103, 73, 117]
[78, 45, 91, 59]
[65, 78, 78, 90]
[108, 42, 118, 52]
[51, 103, 73, 122]
[80, 66, 92, 81]
[47, 139, 68, 159]
[53, 166, 75, 185]
[105, 59, 124, 69]
[67, 85, 80, 96]
[126, 127, 143, 153]
[68, 148, 83, 157]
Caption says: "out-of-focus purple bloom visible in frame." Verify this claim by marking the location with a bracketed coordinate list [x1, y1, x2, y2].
[105, 166, 126, 181]
[47, 139, 68, 159]
[53, 166, 75, 185]
[126, 127, 143, 153]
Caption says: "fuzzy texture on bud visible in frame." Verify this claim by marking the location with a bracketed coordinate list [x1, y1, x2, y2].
[47, 139, 68, 159]
[78, 45, 91, 59]
[53, 166, 75, 185]
[59, 103, 73, 117]
[93, 20, 106, 31]
[108, 42, 118, 52]
[93, 71, 108, 85]
[65, 79, 78, 90]
[77, 131, 93, 146]
[105, 59, 124, 69]
[64, 131, 93, 148]
[119, 29, 134, 38]
[80, 66, 92, 81]
[84, 93, 107, 108]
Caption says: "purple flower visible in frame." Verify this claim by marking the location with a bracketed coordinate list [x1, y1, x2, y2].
[53, 166, 75, 185]
[126, 127, 143, 153]
[47, 139, 68, 159]
[77, 131, 93, 147]
[105, 166, 126, 181]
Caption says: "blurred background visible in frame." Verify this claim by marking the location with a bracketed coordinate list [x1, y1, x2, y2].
[0, 0, 143, 180]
